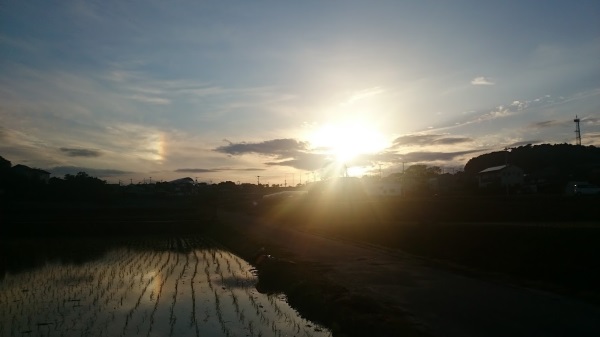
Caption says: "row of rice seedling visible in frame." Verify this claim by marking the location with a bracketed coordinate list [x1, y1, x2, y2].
[0, 236, 331, 337]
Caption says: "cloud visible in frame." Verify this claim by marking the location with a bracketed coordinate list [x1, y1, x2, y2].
[392, 134, 438, 146]
[230, 168, 265, 172]
[49, 166, 133, 178]
[507, 140, 543, 147]
[215, 138, 338, 171]
[263, 148, 482, 171]
[361, 151, 403, 163]
[129, 94, 171, 105]
[265, 152, 332, 171]
[175, 168, 220, 173]
[433, 137, 473, 145]
[398, 150, 483, 163]
[59, 147, 102, 157]
[175, 167, 265, 173]
[108, 71, 282, 110]
[214, 138, 308, 158]
[345, 87, 385, 105]
[0, 126, 7, 141]
[391, 134, 473, 147]
[527, 120, 564, 129]
[583, 117, 600, 126]
[427, 95, 567, 133]
[471, 76, 495, 85]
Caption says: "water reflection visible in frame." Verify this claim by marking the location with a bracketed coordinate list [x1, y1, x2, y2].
[0, 237, 330, 337]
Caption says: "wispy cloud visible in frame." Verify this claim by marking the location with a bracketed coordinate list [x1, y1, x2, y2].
[60, 147, 103, 157]
[129, 94, 171, 105]
[175, 167, 265, 173]
[344, 87, 385, 105]
[510, 100, 529, 111]
[507, 140, 543, 147]
[583, 117, 600, 126]
[471, 76, 495, 86]
[391, 134, 473, 148]
[527, 120, 564, 129]
[175, 168, 220, 173]
[398, 150, 484, 163]
[264, 152, 331, 171]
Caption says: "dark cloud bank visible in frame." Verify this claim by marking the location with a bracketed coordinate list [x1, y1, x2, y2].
[60, 147, 102, 158]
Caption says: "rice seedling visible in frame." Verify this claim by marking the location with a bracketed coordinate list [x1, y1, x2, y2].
[0, 237, 331, 337]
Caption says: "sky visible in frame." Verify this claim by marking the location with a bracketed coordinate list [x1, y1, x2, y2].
[1, 0, 599, 185]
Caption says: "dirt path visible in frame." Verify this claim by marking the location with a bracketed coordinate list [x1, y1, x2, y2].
[218, 211, 600, 337]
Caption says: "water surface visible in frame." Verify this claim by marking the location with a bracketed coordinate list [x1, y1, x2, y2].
[0, 237, 330, 337]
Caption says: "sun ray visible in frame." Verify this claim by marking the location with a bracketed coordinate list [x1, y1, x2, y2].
[309, 122, 387, 164]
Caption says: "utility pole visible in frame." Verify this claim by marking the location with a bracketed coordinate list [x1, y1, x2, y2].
[257, 175, 260, 185]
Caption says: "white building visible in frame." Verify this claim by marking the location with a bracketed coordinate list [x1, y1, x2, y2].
[478, 165, 524, 188]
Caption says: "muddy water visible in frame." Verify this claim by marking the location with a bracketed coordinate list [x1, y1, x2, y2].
[0, 237, 330, 337]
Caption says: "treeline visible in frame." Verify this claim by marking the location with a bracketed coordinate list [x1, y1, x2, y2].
[464, 143, 600, 182]
[0, 159, 112, 201]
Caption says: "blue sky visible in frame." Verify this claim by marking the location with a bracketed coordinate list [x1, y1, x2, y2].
[1, 0, 599, 184]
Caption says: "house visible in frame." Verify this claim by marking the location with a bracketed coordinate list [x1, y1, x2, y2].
[477, 164, 524, 188]
[11, 164, 50, 183]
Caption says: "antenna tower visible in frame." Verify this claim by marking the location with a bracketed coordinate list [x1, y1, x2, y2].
[574, 115, 582, 146]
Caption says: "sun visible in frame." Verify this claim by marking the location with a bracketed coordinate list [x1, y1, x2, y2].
[309, 122, 387, 163]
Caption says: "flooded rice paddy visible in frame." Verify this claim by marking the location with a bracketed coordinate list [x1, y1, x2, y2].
[0, 237, 330, 337]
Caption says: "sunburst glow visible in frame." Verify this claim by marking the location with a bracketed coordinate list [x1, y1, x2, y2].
[310, 122, 387, 163]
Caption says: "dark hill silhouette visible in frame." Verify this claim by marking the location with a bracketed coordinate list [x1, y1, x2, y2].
[0, 155, 10, 170]
[464, 144, 600, 185]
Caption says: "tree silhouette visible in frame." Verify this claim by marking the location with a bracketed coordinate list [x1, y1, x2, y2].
[464, 144, 600, 191]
